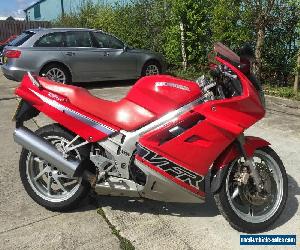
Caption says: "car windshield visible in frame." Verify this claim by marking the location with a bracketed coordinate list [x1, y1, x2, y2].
[8, 31, 35, 46]
[214, 42, 240, 64]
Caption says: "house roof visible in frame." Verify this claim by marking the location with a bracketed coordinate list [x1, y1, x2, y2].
[0, 16, 25, 21]
[24, 0, 47, 12]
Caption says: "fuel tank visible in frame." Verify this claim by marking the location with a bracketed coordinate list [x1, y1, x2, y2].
[126, 75, 202, 116]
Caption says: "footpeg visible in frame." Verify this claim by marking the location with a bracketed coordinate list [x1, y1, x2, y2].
[98, 171, 108, 182]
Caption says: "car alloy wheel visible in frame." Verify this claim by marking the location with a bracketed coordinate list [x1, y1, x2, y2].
[45, 67, 67, 84]
[145, 64, 160, 76]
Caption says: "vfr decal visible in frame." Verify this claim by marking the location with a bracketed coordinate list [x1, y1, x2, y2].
[137, 144, 204, 191]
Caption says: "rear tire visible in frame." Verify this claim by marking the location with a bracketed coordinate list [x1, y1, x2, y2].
[19, 124, 90, 212]
[214, 146, 288, 233]
[40, 63, 71, 84]
[141, 61, 161, 76]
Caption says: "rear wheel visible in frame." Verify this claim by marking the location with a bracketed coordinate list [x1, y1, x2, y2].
[19, 124, 90, 211]
[142, 61, 161, 76]
[40, 64, 71, 84]
[214, 146, 288, 233]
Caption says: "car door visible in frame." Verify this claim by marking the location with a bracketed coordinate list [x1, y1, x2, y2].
[92, 32, 138, 80]
[61, 31, 105, 82]
[27, 31, 65, 74]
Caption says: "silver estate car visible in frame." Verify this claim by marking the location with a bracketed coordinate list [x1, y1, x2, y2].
[2, 28, 166, 83]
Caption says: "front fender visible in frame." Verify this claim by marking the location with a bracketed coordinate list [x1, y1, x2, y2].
[214, 136, 270, 169]
[209, 136, 270, 193]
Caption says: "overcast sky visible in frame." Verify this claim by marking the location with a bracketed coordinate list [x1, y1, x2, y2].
[0, 0, 36, 18]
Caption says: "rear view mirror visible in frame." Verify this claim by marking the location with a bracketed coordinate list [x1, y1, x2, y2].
[239, 43, 255, 75]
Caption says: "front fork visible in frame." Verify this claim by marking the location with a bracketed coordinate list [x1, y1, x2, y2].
[236, 134, 263, 191]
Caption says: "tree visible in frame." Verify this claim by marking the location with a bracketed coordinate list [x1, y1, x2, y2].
[167, 0, 215, 69]
[262, 0, 299, 85]
[166, 0, 189, 69]
[242, 0, 293, 81]
[211, 0, 252, 50]
[295, 51, 300, 94]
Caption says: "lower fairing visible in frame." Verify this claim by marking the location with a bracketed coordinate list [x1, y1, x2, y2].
[94, 159, 205, 203]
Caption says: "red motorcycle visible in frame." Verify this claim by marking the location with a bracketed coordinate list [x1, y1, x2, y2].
[13, 43, 287, 233]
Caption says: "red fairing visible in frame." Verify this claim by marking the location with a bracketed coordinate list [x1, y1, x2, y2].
[194, 57, 265, 132]
[135, 154, 206, 197]
[138, 112, 237, 196]
[126, 75, 202, 115]
[137, 57, 266, 197]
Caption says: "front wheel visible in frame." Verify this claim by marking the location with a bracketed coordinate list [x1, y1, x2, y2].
[214, 146, 288, 233]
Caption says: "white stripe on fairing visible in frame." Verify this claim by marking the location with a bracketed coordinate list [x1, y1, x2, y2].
[29, 89, 115, 135]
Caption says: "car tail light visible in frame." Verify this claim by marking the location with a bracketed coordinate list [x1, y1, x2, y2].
[4, 50, 21, 58]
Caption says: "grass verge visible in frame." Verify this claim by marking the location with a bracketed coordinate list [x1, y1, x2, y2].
[167, 67, 202, 81]
[264, 84, 300, 101]
[97, 208, 135, 250]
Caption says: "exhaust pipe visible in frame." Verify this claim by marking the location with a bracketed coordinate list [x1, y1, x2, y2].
[14, 126, 83, 177]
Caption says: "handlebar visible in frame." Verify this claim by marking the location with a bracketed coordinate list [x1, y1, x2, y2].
[196, 64, 242, 101]
[223, 71, 237, 80]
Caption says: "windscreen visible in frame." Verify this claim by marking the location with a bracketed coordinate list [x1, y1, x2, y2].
[214, 42, 240, 64]
[8, 31, 35, 46]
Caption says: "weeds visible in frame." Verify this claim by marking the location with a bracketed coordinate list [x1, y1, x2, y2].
[97, 208, 135, 250]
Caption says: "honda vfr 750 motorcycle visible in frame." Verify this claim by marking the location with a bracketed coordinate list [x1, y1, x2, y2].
[13, 43, 287, 233]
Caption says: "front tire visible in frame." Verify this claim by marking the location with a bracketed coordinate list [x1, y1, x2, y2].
[214, 146, 288, 233]
[19, 124, 90, 211]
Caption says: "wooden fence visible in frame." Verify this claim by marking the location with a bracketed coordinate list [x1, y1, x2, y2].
[0, 20, 51, 41]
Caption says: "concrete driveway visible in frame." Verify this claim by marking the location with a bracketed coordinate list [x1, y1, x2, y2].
[0, 72, 299, 249]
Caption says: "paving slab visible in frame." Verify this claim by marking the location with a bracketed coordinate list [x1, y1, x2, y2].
[0, 71, 19, 100]
[0, 210, 120, 250]
[0, 98, 120, 250]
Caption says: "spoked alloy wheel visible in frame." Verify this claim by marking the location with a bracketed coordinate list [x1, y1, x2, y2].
[19, 124, 90, 211]
[227, 151, 283, 223]
[214, 147, 288, 233]
[145, 64, 160, 76]
[44, 67, 67, 83]
[142, 61, 161, 76]
[26, 136, 81, 203]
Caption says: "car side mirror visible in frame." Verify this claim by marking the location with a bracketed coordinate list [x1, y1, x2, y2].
[123, 45, 128, 52]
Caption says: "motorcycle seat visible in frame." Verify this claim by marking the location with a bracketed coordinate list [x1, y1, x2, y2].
[38, 77, 156, 131]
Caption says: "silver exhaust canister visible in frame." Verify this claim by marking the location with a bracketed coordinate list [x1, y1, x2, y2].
[14, 126, 82, 177]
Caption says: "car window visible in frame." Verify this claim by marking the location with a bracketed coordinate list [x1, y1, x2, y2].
[93, 32, 124, 49]
[93, 32, 110, 48]
[109, 35, 124, 49]
[35, 32, 64, 47]
[65, 31, 93, 47]
[8, 32, 35, 46]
